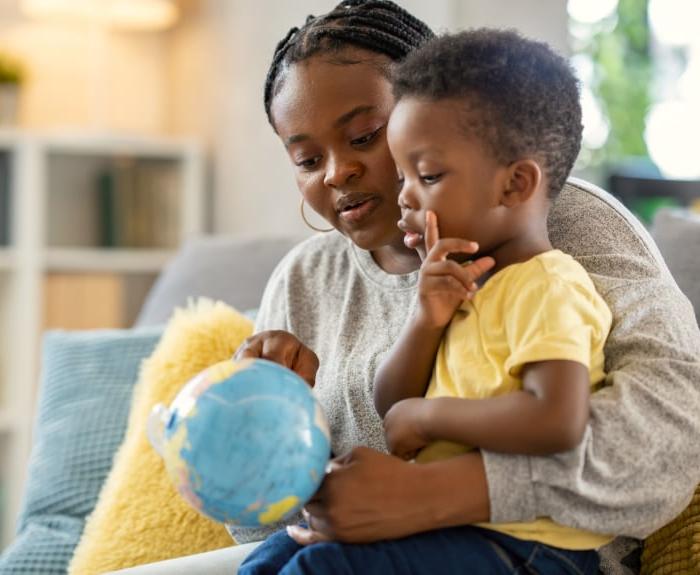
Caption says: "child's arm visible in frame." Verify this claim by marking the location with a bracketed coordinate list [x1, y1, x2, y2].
[374, 211, 495, 418]
[384, 359, 591, 458]
[373, 310, 447, 418]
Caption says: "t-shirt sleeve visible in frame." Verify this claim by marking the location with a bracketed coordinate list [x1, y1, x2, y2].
[504, 276, 611, 377]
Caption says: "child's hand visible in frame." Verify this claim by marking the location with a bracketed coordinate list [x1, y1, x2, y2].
[383, 398, 433, 460]
[417, 211, 495, 328]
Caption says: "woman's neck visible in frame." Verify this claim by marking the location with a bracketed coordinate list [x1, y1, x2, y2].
[370, 238, 422, 274]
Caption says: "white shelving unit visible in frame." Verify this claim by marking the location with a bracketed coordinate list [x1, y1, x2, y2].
[0, 129, 205, 547]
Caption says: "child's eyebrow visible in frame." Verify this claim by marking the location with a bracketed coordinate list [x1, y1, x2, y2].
[408, 147, 443, 163]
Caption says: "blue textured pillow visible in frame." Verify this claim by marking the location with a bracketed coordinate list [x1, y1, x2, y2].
[0, 327, 162, 574]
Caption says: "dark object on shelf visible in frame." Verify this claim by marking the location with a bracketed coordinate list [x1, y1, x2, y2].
[608, 174, 700, 225]
[0, 152, 10, 245]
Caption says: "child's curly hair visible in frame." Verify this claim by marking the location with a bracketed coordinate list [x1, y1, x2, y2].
[392, 29, 583, 198]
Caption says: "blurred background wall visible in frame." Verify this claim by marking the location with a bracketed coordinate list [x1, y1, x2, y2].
[0, 0, 570, 236]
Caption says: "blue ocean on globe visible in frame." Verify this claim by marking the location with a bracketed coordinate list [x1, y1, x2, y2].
[151, 358, 332, 527]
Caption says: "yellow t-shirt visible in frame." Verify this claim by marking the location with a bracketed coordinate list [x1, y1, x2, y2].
[418, 249, 613, 550]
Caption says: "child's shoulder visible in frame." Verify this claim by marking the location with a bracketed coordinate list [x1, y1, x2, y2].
[532, 250, 593, 284]
[503, 250, 599, 299]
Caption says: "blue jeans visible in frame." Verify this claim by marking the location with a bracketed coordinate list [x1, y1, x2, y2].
[239, 524, 600, 574]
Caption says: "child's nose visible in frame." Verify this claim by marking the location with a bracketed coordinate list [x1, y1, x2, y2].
[398, 181, 416, 210]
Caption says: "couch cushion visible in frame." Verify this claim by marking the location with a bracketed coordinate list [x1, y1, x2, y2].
[652, 208, 700, 319]
[0, 327, 162, 574]
[135, 235, 303, 326]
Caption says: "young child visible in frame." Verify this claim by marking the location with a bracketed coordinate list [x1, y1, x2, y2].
[241, 29, 611, 575]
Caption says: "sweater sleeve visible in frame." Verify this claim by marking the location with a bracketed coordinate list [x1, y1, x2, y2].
[483, 180, 700, 538]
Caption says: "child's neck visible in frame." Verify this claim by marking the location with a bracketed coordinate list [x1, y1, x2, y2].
[487, 227, 553, 276]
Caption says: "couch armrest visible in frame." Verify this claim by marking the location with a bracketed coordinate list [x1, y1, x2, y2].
[106, 542, 261, 575]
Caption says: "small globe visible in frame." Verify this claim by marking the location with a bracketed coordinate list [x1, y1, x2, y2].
[149, 358, 331, 527]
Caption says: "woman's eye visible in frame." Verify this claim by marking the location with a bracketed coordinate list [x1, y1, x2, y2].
[296, 156, 321, 170]
[421, 173, 443, 184]
[351, 128, 381, 147]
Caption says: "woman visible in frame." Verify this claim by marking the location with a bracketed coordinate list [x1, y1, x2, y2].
[128, 1, 700, 573]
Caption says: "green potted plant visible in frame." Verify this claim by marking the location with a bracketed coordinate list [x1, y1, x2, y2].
[0, 52, 25, 127]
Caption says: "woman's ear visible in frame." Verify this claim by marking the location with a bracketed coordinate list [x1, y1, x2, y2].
[500, 160, 542, 208]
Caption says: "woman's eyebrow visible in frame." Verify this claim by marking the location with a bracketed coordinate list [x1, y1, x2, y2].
[285, 105, 378, 147]
[334, 105, 376, 128]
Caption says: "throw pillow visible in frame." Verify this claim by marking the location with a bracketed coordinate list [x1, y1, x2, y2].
[0, 327, 162, 575]
[641, 484, 700, 574]
[68, 299, 253, 574]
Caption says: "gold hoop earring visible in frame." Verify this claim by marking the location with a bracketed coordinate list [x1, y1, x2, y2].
[300, 198, 334, 233]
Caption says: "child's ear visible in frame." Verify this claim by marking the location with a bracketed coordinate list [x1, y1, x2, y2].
[500, 160, 542, 207]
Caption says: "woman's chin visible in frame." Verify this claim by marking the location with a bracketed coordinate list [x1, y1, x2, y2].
[352, 227, 416, 256]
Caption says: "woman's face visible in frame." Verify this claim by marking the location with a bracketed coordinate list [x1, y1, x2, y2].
[269, 49, 403, 252]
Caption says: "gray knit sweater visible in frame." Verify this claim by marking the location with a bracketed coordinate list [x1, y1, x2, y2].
[234, 179, 700, 565]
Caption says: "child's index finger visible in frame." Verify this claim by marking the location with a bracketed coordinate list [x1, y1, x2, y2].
[424, 210, 440, 254]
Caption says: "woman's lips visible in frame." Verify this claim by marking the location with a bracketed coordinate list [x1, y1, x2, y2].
[338, 197, 380, 224]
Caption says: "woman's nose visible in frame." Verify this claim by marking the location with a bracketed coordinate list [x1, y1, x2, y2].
[323, 155, 363, 188]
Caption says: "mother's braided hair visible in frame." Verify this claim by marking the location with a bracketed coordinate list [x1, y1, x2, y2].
[263, 0, 434, 125]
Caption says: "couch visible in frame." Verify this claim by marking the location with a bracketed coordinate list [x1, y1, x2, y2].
[2, 191, 699, 574]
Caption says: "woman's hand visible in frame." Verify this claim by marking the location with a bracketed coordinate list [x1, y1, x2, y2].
[289, 447, 429, 545]
[287, 447, 490, 545]
[418, 211, 495, 328]
[234, 330, 319, 387]
[383, 398, 433, 460]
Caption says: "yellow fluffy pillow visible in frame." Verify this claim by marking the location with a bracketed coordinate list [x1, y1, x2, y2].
[641, 484, 700, 575]
[69, 299, 253, 574]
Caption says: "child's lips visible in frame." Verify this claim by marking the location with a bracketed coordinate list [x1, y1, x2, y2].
[403, 231, 423, 250]
[398, 220, 424, 249]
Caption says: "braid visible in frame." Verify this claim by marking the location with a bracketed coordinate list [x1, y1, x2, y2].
[263, 0, 434, 124]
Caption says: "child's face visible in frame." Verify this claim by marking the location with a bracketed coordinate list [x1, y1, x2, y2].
[387, 97, 509, 260]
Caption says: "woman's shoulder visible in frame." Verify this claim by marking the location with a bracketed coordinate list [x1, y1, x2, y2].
[279, 232, 352, 268]
[268, 231, 355, 287]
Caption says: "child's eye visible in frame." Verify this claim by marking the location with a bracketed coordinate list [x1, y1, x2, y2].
[351, 128, 381, 147]
[296, 156, 321, 170]
[421, 173, 443, 184]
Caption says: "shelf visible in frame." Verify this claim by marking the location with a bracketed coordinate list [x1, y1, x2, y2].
[43, 134, 197, 159]
[0, 132, 204, 548]
[0, 408, 16, 434]
[0, 130, 20, 149]
[0, 250, 14, 270]
[45, 248, 176, 273]
[0, 129, 199, 159]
